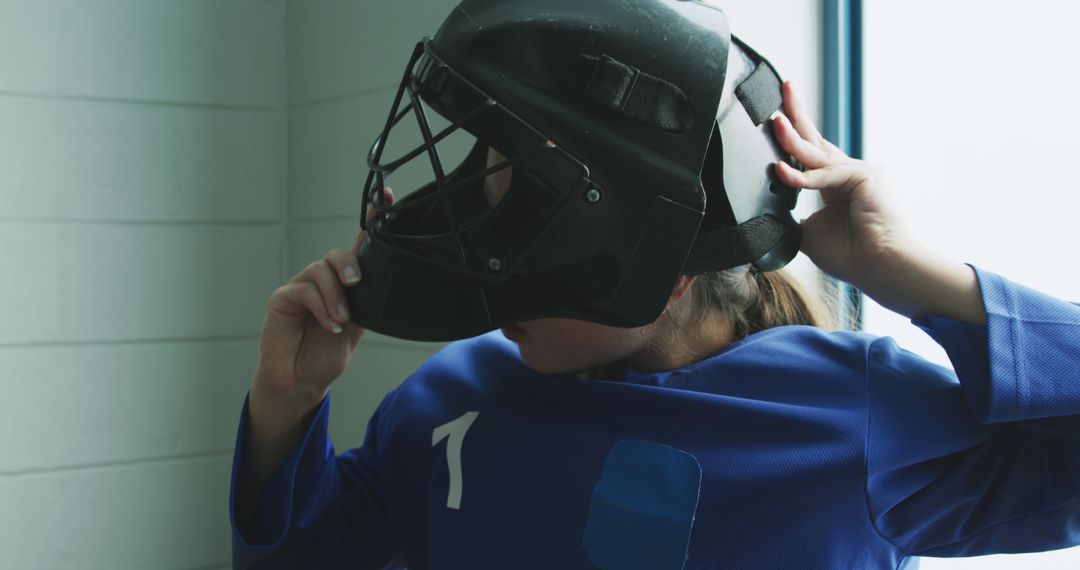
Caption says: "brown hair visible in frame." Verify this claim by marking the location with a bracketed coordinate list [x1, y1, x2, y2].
[683, 264, 842, 341]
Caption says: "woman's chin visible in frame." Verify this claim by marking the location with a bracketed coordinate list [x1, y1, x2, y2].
[500, 324, 526, 342]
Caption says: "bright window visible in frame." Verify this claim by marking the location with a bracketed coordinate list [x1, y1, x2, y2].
[862, 2, 1080, 567]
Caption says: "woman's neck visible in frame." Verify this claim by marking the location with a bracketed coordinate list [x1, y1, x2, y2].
[592, 313, 734, 380]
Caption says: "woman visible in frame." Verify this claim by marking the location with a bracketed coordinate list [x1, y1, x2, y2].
[230, 2, 1080, 568]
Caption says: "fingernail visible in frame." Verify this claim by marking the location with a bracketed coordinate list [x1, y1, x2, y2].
[343, 265, 360, 284]
[331, 323, 343, 334]
[337, 303, 350, 321]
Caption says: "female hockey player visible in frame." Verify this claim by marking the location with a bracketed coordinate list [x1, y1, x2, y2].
[229, 0, 1080, 568]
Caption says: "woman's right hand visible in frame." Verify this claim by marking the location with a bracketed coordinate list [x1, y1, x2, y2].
[237, 189, 394, 531]
[253, 188, 394, 405]
[255, 245, 364, 403]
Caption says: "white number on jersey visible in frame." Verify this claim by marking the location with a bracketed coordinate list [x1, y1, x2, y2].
[431, 411, 479, 510]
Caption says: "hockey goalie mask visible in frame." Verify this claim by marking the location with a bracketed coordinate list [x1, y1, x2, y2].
[347, 0, 802, 342]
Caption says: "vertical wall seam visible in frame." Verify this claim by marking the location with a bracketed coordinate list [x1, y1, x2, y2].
[281, 1, 291, 285]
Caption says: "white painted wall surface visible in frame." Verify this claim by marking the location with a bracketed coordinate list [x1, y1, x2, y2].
[0, 2, 284, 569]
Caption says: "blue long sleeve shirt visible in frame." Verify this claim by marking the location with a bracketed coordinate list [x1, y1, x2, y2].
[229, 265, 1080, 569]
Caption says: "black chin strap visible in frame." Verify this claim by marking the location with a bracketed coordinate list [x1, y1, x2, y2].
[682, 213, 790, 274]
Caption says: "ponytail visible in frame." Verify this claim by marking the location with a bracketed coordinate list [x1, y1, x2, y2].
[684, 265, 840, 341]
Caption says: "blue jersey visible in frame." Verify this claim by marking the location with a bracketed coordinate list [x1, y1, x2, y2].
[229, 265, 1080, 569]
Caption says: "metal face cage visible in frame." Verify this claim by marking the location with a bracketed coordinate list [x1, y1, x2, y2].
[361, 39, 593, 285]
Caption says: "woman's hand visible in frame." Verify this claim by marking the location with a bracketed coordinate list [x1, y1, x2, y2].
[770, 80, 914, 291]
[254, 187, 395, 405]
[256, 247, 365, 402]
[770, 84, 986, 325]
[238, 188, 398, 533]
[238, 239, 367, 530]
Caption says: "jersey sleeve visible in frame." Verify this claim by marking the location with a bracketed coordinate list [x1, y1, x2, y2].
[228, 390, 401, 569]
[865, 264, 1080, 558]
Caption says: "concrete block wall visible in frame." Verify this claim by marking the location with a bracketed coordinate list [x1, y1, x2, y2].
[0, 1, 285, 568]
[0, 1, 823, 568]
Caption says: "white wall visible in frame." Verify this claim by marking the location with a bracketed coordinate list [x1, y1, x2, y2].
[0, 1, 285, 568]
[862, 1, 1080, 567]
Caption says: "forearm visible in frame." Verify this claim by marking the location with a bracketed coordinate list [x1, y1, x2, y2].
[236, 372, 328, 534]
[857, 244, 988, 326]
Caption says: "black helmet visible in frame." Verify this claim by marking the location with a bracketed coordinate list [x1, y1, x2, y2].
[347, 0, 801, 342]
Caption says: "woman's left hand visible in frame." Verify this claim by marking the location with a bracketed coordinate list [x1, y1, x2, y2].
[770, 80, 915, 290]
[769, 81, 987, 326]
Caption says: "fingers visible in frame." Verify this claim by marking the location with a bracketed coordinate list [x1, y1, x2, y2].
[774, 160, 814, 189]
[371, 184, 396, 209]
[775, 160, 864, 200]
[351, 228, 366, 255]
[279, 184, 397, 336]
[270, 281, 343, 335]
[772, 113, 830, 169]
[371, 186, 396, 217]
[780, 80, 825, 146]
[286, 246, 364, 333]
[773, 80, 849, 164]
[773, 80, 857, 183]
[323, 248, 362, 287]
[353, 186, 396, 254]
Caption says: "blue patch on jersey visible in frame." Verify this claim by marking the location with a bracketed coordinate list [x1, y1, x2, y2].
[583, 439, 702, 570]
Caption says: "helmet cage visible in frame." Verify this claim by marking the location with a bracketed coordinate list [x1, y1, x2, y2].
[361, 39, 594, 285]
